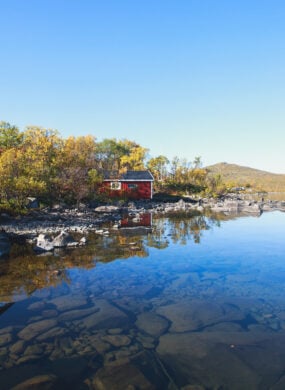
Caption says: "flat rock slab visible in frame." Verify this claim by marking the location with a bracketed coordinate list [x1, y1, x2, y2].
[86, 350, 171, 390]
[157, 299, 237, 332]
[48, 295, 88, 311]
[0, 333, 12, 347]
[36, 326, 67, 341]
[11, 374, 58, 390]
[18, 319, 57, 341]
[9, 340, 26, 354]
[58, 306, 99, 321]
[157, 331, 285, 390]
[88, 362, 155, 390]
[76, 299, 129, 330]
[102, 335, 131, 347]
[135, 312, 169, 337]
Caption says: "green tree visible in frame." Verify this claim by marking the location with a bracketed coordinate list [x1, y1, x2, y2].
[96, 138, 129, 171]
[147, 155, 169, 182]
[193, 156, 202, 169]
[0, 121, 23, 151]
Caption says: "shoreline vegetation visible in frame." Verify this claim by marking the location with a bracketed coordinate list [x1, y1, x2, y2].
[1, 120, 285, 217]
[1, 120, 285, 255]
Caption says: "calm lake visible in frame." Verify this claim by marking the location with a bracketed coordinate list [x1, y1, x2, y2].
[1, 211, 285, 389]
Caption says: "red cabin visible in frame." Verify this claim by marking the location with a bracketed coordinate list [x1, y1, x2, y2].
[101, 170, 154, 200]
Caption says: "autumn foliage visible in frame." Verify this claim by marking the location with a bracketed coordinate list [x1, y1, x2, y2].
[0, 121, 210, 211]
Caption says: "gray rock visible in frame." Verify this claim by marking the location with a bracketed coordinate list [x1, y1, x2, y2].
[136, 333, 156, 349]
[79, 236, 87, 245]
[87, 362, 154, 390]
[157, 332, 285, 390]
[0, 326, 15, 335]
[157, 300, 224, 332]
[77, 299, 129, 330]
[95, 205, 119, 212]
[9, 340, 26, 354]
[102, 335, 131, 347]
[18, 319, 57, 340]
[48, 295, 87, 311]
[135, 312, 169, 337]
[87, 335, 111, 354]
[52, 231, 78, 247]
[35, 234, 54, 252]
[24, 344, 44, 356]
[11, 374, 58, 390]
[108, 328, 123, 335]
[28, 301, 47, 311]
[0, 333, 12, 347]
[37, 326, 67, 341]
[58, 306, 99, 321]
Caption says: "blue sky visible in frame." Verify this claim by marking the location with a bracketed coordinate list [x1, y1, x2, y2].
[1, 0, 285, 172]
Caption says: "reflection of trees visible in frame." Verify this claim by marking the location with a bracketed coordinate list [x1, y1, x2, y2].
[93, 234, 148, 262]
[0, 240, 102, 301]
[1, 212, 238, 302]
[0, 254, 70, 302]
[151, 211, 229, 246]
[0, 234, 149, 302]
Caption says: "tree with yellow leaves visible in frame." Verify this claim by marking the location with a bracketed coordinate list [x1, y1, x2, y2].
[119, 140, 148, 170]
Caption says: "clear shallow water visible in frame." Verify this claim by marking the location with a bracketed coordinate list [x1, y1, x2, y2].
[1, 212, 285, 389]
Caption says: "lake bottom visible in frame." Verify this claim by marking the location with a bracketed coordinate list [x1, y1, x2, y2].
[1, 212, 285, 389]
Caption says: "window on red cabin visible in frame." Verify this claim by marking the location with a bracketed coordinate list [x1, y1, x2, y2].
[110, 182, 121, 190]
[128, 184, 138, 189]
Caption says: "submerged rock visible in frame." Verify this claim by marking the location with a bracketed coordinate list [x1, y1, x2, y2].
[78, 299, 129, 330]
[157, 331, 285, 389]
[135, 312, 169, 337]
[0, 333, 12, 347]
[86, 361, 155, 390]
[18, 319, 57, 340]
[48, 295, 88, 311]
[157, 300, 224, 332]
[102, 335, 131, 347]
[11, 374, 58, 390]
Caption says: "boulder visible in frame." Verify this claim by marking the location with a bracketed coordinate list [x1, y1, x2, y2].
[52, 231, 78, 248]
[34, 234, 54, 252]
[95, 205, 119, 212]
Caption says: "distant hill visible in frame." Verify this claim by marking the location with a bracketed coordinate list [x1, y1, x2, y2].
[206, 163, 285, 192]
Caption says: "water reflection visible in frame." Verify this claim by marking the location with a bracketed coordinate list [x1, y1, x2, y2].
[1, 212, 284, 389]
[0, 213, 226, 303]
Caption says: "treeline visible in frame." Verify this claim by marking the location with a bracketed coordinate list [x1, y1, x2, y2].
[0, 121, 225, 212]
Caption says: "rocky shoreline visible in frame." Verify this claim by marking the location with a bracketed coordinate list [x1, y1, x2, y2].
[0, 195, 285, 255]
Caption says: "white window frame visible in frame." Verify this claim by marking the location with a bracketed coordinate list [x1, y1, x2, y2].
[110, 181, 121, 190]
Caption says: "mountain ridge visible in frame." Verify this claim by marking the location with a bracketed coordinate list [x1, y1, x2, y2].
[206, 162, 285, 192]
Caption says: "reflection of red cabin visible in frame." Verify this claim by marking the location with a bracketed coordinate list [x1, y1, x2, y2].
[121, 213, 152, 227]
[101, 170, 154, 199]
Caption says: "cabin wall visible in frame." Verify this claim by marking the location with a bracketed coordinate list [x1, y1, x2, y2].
[101, 181, 152, 199]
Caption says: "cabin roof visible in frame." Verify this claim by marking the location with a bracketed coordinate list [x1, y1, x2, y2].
[103, 170, 154, 181]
